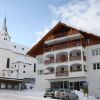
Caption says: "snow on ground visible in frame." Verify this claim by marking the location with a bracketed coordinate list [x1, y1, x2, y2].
[74, 90, 100, 100]
[0, 89, 99, 100]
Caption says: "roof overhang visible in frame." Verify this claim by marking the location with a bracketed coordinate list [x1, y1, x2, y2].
[45, 34, 82, 45]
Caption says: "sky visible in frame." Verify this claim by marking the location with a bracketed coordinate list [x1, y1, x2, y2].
[0, 0, 100, 47]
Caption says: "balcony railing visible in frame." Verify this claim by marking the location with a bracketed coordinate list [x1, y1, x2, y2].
[45, 55, 86, 65]
[45, 57, 68, 65]
[45, 41, 82, 52]
[56, 57, 68, 63]
[70, 56, 81, 61]
[70, 69, 82, 72]
[70, 55, 86, 61]
[56, 71, 68, 77]
[45, 60, 54, 65]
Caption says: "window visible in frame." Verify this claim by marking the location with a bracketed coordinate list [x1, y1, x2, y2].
[84, 66, 86, 71]
[11, 71, 13, 73]
[23, 65, 26, 68]
[93, 64, 96, 70]
[14, 46, 16, 48]
[34, 63, 36, 72]
[40, 70, 43, 75]
[93, 63, 100, 70]
[23, 71, 25, 73]
[38, 70, 44, 75]
[22, 48, 24, 50]
[15, 65, 16, 67]
[7, 58, 10, 68]
[97, 63, 100, 69]
[92, 48, 100, 56]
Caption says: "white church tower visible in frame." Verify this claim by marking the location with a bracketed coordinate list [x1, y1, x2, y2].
[0, 17, 10, 41]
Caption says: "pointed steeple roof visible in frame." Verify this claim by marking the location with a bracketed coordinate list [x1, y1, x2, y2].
[2, 16, 7, 32]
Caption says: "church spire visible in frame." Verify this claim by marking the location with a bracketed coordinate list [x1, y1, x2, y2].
[0, 16, 10, 41]
[3, 16, 7, 32]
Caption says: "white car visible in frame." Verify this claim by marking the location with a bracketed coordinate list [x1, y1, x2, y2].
[54, 89, 79, 100]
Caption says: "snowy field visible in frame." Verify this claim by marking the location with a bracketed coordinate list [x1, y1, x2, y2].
[0, 89, 99, 100]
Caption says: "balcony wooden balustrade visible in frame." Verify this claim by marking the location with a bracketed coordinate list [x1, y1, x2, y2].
[70, 55, 86, 61]
[45, 57, 68, 65]
[45, 60, 54, 65]
[44, 41, 82, 52]
[56, 71, 68, 77]
[56, 57, 68, 63]
[70, 56, 81, 61]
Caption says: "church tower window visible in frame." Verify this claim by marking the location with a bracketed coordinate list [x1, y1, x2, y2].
[7, 58, 10, 68]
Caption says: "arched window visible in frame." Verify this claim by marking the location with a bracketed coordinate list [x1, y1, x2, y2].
[7, 58, 10, 68]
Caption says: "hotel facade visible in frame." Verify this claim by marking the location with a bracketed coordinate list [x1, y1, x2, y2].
[27, 22, 100, 97]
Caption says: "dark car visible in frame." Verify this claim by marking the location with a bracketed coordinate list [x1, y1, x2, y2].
[44, 88, 56, 98]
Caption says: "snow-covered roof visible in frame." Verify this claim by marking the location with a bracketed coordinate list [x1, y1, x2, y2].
[0, 38, 29, 55]
[12, 58, 32, 65]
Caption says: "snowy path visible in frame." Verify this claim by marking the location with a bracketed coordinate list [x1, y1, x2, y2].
[0, 89, 99, 100]
[0, 90, 56, 100]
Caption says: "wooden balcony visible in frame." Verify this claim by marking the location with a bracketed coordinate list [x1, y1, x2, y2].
[70, 55, 86, 61]
[56, 71, 68, 77]
[70, 56, 81, 61]
[45, 60, 54, 65]
[56, 57, 68, 63]
[44, 41, 83, 52]
[45, 57, 68, 65]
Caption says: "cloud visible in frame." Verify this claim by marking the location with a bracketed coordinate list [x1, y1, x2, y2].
[49, 0, 100, 35]
[34, 0, 100, 44]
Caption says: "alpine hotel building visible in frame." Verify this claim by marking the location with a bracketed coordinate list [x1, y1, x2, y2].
[27, 22, 100, 97]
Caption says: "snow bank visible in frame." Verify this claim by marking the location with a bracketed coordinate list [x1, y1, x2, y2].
[74, 90, 100, 100]
[0, 89, 99, 100]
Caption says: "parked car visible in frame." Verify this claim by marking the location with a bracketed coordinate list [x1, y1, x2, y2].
[43, 88, 56, 98]
[54, 88, 79, 100]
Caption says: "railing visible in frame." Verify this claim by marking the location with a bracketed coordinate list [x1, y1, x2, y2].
[45, 60, 54, 65]
[45, 55, 86, 65]
[56, 71, 68, 77]
[70, 56, 81, 61]
[70, 69, 82, 72]
[56, 57, 68, 63]
[45, 57, 68, 65]
[70, 55, 86, 61]
[44, 41, 82, 52]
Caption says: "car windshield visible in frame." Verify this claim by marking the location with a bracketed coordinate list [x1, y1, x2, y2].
[58, 89, 64, 92]
[46, 88, 53, 92]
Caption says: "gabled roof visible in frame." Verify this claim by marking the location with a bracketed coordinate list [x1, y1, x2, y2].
[27, 22, 100, 57]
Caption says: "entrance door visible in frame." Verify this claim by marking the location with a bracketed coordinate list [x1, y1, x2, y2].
[64, 81, 69, 89]
[74, 82, 80, 90]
